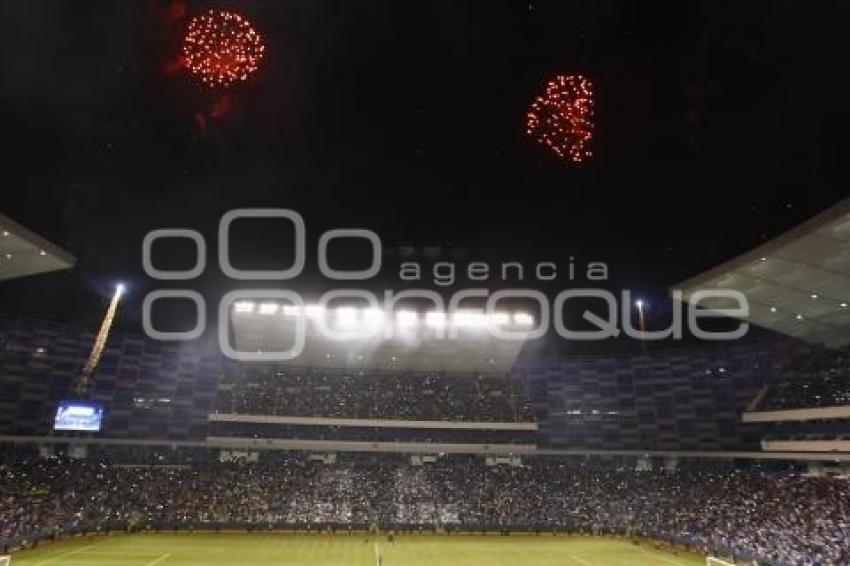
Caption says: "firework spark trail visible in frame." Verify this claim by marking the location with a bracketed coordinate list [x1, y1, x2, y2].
[76, 284, 124, 395]
[183, 9, 265, 88]
[526, 74, 595, 163]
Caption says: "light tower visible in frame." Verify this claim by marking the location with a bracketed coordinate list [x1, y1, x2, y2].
[635, 299, 647, 352]
[74, 283, 125, 396]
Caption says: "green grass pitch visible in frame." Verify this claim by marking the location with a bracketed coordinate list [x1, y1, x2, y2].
[9, 533, 706, 565]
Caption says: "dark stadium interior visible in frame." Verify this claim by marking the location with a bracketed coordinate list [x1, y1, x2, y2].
[1, 1, 850, 565]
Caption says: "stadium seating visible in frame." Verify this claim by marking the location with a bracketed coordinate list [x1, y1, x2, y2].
[0, 453, 847, 565]
[757, 346, 850, 411]
[215, 367, 534, 422]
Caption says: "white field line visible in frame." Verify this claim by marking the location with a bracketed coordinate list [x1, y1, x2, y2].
[33, 543, 99, 566]
[144, 552, 171, 566]
[635, 544, 691, 566]
[373, 540, 381, 566]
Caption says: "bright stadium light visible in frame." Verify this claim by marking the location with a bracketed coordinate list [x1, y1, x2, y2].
[452, 309, 487, 327]
[336, 307, 358, 327]
[363, 308, 385, 326]
[234, 301, 256, 313]
[304, 305, 324, 318]
[635, 299, 644, 309]
[396, 310, 418, 327]
[282, 305, 302, 316]
[115, 282, 126, 297]
[425, 311, 446, 328]
[258, 303, 279, 315]
[487, 312, 510, 325]
[513, 312, 534, 326]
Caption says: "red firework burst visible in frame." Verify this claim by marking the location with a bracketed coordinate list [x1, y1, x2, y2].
[526, 75, 594, 163]
[183, 9, 265, 87]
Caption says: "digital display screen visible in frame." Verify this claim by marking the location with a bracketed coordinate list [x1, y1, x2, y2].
[53, 400, 105, 432]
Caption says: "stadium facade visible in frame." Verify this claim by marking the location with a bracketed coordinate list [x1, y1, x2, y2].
[0, 316, 797, 452]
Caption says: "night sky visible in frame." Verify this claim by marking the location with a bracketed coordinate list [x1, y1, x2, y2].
[1, 0, 848, 344]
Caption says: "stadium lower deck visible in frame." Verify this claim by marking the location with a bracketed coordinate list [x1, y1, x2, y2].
[1, 453, 848, 565]
[1, 321, 850, 564]
[11, 533, 705, 566]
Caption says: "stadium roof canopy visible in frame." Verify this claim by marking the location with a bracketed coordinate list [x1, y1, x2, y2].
[0, 211, 76, 281]
[675, 198, 850, 347]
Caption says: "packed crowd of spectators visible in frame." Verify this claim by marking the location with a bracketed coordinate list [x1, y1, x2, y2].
[215, 368, 534, 422]
[1, 455, 847, 565]
[762, 419, 850, 442]
[759, 346, 850, 411]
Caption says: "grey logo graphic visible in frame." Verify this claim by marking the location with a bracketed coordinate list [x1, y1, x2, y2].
[142, 208, 749, 360]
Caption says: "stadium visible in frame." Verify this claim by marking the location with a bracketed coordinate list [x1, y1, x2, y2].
[1, 2, 849, 565]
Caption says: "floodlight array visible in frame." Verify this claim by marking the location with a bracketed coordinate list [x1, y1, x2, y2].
[231, 302, 535, 328]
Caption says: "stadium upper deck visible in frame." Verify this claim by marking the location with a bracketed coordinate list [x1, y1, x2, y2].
[0, 316, 795, 452]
